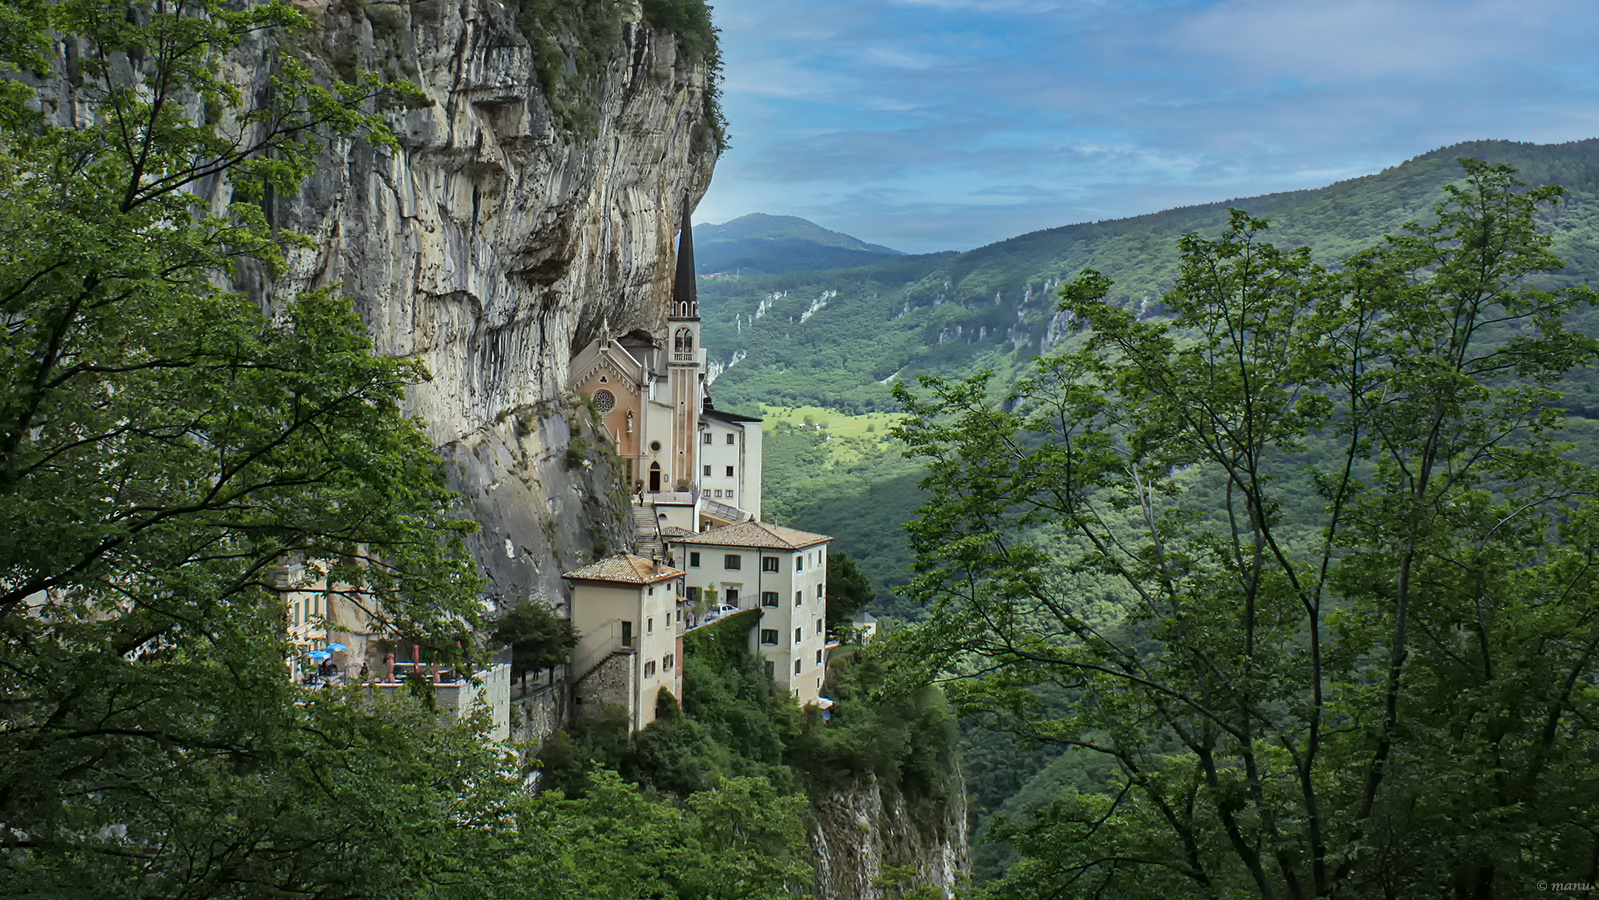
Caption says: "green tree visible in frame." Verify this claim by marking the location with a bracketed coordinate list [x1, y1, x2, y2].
[0, 2, 492, 894]
[892, 162, 1599, 897]
[825, 550, 874, 631]
[490, 600, 578, 686]
[500, 770, 811, 900]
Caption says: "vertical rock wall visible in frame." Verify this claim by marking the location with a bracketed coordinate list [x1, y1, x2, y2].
[812, 774, 971, 900]
[266, 0, 718, 604]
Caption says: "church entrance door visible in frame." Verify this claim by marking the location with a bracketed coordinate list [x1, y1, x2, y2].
[649, 462, 662, 492]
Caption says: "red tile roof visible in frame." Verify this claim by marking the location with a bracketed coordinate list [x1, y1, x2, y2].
[562, 555, 684, 585]
[670, 521, 831, 550]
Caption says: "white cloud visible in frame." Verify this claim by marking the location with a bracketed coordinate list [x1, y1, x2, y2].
[700, 0, 1599, 252]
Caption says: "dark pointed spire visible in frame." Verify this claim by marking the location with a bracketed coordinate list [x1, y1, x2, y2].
[671, 202, 698, 319]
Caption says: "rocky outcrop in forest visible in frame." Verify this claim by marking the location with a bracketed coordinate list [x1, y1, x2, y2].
[813, 773, 970, 900]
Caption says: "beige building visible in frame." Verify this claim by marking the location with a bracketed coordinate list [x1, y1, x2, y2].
[563, 555, 686, 731]
[669, 523, 832, 706]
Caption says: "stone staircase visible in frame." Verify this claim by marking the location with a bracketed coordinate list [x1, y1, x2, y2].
[631, 504, 664, 560]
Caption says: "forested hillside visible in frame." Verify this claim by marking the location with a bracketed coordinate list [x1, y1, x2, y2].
[702, 140, 1599, 416]
[701, 140, 1599, 891]
[704, 140, 1599, 613]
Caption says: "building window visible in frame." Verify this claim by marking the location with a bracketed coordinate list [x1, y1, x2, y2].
[592, 389, 615, 415]
[690, 552, 700, 567]
[766, 660, 775, 679]
[726, 433, 736, 445]
[817, 584, 824, 598]
[703, 464, 712, 477]
[796, 555, 804, 572]
[725, 554, 741, 570]
[795, 627, 802, 644]
[795, 591, 802, 607]
[762, 556, 779, 572]
[761, 629, 779, 645]
[703, 433, 712, 444]
[762, 591, 779, 608]
[664, 654, 675, 671]
[816, 649, 823, 665]
[725, 587, 740, 604]
[645, 660, 656, 677]
[650, 440, 661, 452]
[794, 659, 802, 675]
[687, 586, 700, 602]
[726, 466, 734, 476]
[647, 617, 653, 634]
[817, 618, 824, 634]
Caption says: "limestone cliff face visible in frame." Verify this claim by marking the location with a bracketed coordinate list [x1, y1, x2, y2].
[812, 774, 971, 900]
[265, 0, 717, 603]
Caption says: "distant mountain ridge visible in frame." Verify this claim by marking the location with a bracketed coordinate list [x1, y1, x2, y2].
[697, 139, 1599, 612]
[695, 213, 905, 276]
[701, 139, 1599, 415]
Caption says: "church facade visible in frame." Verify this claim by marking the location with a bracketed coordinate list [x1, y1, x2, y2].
[566, 210, 760, 533]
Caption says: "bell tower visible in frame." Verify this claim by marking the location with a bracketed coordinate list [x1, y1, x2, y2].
[667, 203, 703, 491]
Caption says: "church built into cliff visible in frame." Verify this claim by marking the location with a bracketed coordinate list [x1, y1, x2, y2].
[564, 210, 834, 723]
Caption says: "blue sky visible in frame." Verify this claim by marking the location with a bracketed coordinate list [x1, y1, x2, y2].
[694, 0, 1599, 254]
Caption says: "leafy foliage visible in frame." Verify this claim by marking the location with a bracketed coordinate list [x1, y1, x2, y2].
[891, 162, 1599, 895]
[791, 651, 959, 808]
[490, 600, 578, 681]
[759, 419, 927, 618]
[0, 3, 494, 893]
[825, 551, 873, 630]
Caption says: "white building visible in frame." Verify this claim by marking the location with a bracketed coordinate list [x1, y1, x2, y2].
[562, 555, 686, 731]
[699, 401, 764, 521]
[669, 523, 832, 706]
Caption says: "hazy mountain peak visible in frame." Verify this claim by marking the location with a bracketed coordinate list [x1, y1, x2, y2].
[695, 214, 905, 276]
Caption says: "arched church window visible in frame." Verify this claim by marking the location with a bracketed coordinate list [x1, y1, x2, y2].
[592, 389, 615, 415]
[674, 328, 694, 353]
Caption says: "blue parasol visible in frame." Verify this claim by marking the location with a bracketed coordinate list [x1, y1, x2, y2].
[307, 649, 332, 661]
[324, 642, 348, 653]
